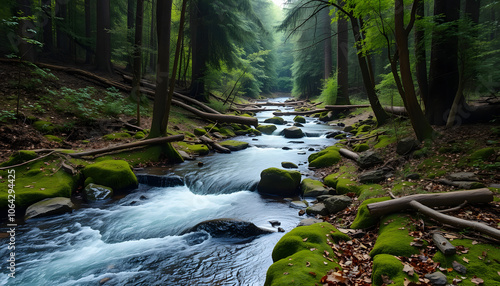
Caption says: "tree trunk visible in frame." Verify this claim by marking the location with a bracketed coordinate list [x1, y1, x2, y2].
[189, 0, 208, 101]
[84, 0, 92, 64]
[366, 188, 493, 217]
[394, 0, 435, 141]
[55, 0, 69, 58]
[148, 0, 157, 73]
[132, 0, 145, 126]
[42, 0, 53, 55]
[427, 0, 460, 125]
[336, 1, 350, 105]
[95, 0, 113, 73]
[17, 0, 36, 62]
[323, 8, 332, 80]
[414, 0, 429, 108]
[465, 0, 481, 24]
[350, 17, 390, 125]
[148, 0, 173, 138]
[126, 0, 135, 70]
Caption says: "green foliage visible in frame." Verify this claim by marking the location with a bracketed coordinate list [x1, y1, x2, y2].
[319, 74, 338, 106]
[0, 110, 16, 123]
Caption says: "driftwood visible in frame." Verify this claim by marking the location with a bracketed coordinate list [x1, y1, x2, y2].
[69, 134, 185, 158]
[339, 148, 360, 161]
[172, 100, 258, 127]
[383, 106, 407, 116]
[199, 135, 231, 153]
[410, 200, 500, 241]
[366, 188, 494, 217]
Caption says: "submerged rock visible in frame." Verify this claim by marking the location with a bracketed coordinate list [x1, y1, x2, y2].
[188, 218, 274, 238]
[25, 197, 74, 220]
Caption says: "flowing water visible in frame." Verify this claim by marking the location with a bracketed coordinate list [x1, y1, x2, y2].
[1, 98, 341, 286]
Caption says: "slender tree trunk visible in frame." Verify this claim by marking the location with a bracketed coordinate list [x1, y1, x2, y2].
[322, 8, 332, 80]
[149, 0, 157, 73]
[350, 17, 389, 125]
[149, 0, 173, 138]
[189, 0, 208, 101]
[132, 0, 145, 126]
[415, 0, 429, 108]
[126, 0, 135, 70]
[95, 0, 112, 73]
[55, 0, 69, 58]
[395, 0, 434, 141]
[18, 0, 36, 62]
[336, 1, 349, 105]
[84, 0, 92, 64]
[427, 0, 460, 125]
[42, 0, 53, 55]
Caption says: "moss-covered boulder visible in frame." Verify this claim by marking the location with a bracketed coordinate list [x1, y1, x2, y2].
[469, 147, 495, 161]
[257, 124, 277, 135]
[283, 126, 305, 138]
[308, 147, 341, 168]
[293, 115, 306, 124]
[177, 142, 210, 156]
[103, 132, 132, 141]
[353, 143, 370, 153]
[433, 239, 500, 285]
[194, 128, 207, 136]
[281, 161, 298, 169]
[257, 167, 301, 197]
[264, 116, 286, 125]
[370, 214, 422, 257]
[301, 178, 330, 197]
[219, 127, 236, 137]
[82, 160, 138, 192]
[351, 197, 391, 229]
[219, 140, 249, 151]
[265, 223, 349, 286]
[134, 131, 146, 139]
[24, 197, 74, 220]
[204, 124, 220, 133]
[33, 120, 55, 133]
[372, 254, 417, 286]
[335, 178, 361, 195]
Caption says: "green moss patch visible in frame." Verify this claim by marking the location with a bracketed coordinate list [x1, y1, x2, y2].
[219, 140, 249, 151]
[194, 128, 207, 136]
[98, 143, 183, 166]
[219, 127, 236, 137]
[372, 254, 417, 286]
[176, 142, 210, 156]
[0, 155, 75, 208]
[308, 147, 341, 168]
[134, 131, 146, 139]
[469, 147, 495, 161]
[301, 178, 329, 197]
[265, 223, 349, 286]
[0, 151, 38, 167]
[44, 135, 63, 143]
[33, 120, 55, 133]
[353, 143, 370, 152]
[336, 178, 361, 195]
[82, 160, 138, 192]
[433, 239, 500, 285]
[103, 132, 132, 141]
[374, 135, 397, 149]
[358, 184, 385, 201]
[370, 214, 422, 257]
[350, 197, 391, 229]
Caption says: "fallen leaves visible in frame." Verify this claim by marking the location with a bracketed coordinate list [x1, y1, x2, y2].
[471, 276, 484, 285]
[403, 264, 415, 276]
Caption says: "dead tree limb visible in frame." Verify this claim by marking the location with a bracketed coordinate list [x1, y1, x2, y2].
[409, 200, 500, 241]
[339, 148, 360, 161]
[383, 106, 407, 116]
[366, 189, 494, 217]
[199, 135, 231, 153]
[69, 134, 185, 158]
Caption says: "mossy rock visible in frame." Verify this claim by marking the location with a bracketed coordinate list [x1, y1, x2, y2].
[82, 160, 138, 192]
[184, 131, 196, 138]
[353, 143, 370, 152]
[219, 127, 236, 137]
[204, 124, 220, 133]
[219, 140, 249, 151]
[308, 147, 341, 168]
[358, 184, 385, 201]
[334, 133, 347, 139]
[372, 254, 417, 286]
[256, 124, 277, 135]
[370, 214, 422, 257]
[335, 178, 361, 195]
[350, 197, 391, 229]
[469, 147, 495, 161]
[301, 178, 329, 197]
[433, 239, 500, 285]
[0, 150, 37, 167]
[323, 173, 339, 188]
[134, 131, 146, 139]
[97, 143, 183, 166]
[265, 223, 349, 286]
[257, 167, 301, 197]
[293, 115, 306, 124]
[103, 132, 132, 141]
[264, 116, 286, 125]
[185, 144, 210, 156]
[281, 161, 298, 169]
[44, 135, 62, 143]
[193, 128, 207, 136]
[0, 155, 75, 208]
[33, 120, 55, 133]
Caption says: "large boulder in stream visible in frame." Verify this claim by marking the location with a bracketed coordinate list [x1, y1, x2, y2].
[188, 218, 274, 238]
[82, 160, 138, 192]
[219, 140, 249, 151]
[25, 197, 74, 220]
[264, 117, 286, 125]
[257, 167, 302, 197]
[282, 126, 305, 138]
[257, 124, 277, 135]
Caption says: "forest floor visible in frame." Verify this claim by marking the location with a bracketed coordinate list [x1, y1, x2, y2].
[1, 60, 499, 285]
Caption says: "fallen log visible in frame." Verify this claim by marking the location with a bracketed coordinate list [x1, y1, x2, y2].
[366, 188, 494, 217]
[273, 108, 329, 116]
[383, 106, 407, 116]
[325, 104, 371, 109]
[172, 100, 258, 127]
[432, 232, 456, 255]
[199, 135, 231, 153]
[69, 134, 185, 158]
[240, 100, 308, 107]
[339, 148, 360, 161]
[410, 200, 500, 241]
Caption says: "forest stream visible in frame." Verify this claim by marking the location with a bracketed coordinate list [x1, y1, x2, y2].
[0, 98, 342, 286]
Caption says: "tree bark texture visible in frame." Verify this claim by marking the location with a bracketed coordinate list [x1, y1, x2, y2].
[414, 0, 429, 108]
[132, 0, 145, 126]
[95, 0, 113, 73]
[323, 8, 333, 80]
[84, 0, 92, 64]
[336, 1, 350, 105]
